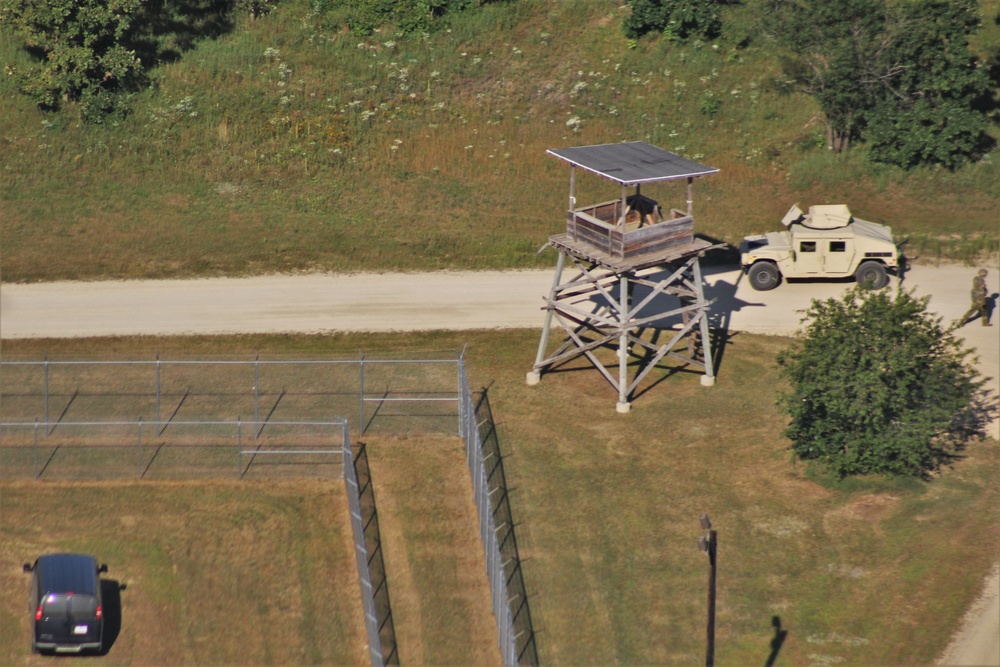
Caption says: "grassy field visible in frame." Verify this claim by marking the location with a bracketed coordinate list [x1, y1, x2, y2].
[0, 440, 501, 666]
[1, 0, 998, 283]
[364, 435, 502, 666]
[2, 330, 998, 665]
[2, 0, 998, 663]
[0, 480, 369, 665]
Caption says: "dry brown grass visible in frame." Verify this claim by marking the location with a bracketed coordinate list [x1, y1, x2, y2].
[2, 329, 998, 666]
[363, 435, 502, 667]
[0, 480, 368, 665]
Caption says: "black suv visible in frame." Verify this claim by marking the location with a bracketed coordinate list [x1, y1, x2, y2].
[23, 553, 108, 654]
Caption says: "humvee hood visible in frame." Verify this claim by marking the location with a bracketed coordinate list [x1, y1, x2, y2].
[851, 218, 894, 243]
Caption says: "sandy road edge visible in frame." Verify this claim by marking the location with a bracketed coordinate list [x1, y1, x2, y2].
[938, 564, 1000, 666]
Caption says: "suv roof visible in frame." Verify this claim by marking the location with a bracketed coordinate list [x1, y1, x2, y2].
[37, 554, 99, 596]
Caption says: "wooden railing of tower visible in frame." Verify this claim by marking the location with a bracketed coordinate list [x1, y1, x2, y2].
[565, 198, 694, 261]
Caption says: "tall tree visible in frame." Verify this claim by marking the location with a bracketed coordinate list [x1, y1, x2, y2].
[771, 0, 991, 166]
[1, 0, 141, 122]
[772, 0, 886, 153]
[777, 287, 990, 478]
[863, 0, 992, 169]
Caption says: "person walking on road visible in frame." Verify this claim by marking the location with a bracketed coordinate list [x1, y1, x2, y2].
[958, 269, 992, 327]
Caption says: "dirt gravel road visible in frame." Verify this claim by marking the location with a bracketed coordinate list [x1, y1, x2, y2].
[1, 262, 998, 665]
[2, 264, 996, 420]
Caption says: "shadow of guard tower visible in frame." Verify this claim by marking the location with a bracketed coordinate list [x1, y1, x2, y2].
[526, 142, 720, 413]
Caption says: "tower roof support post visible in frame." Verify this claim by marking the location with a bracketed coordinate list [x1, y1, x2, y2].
[687, 176, 693, 218]
[620, 183, 627, 228]
[569, 165, 576, 211]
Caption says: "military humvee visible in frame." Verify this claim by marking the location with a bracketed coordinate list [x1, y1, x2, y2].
[739, 204, 899, 291]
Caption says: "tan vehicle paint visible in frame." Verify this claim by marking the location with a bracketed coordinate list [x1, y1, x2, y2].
[739, 204, 900, 291]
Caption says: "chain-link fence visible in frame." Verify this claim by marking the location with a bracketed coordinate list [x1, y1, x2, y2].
[460, 373, 538, 666]
[0, 418, 345, 481]
[344, 437, 398, 667]
[0, 353, 534, 666]
[0, 356, 461, 442]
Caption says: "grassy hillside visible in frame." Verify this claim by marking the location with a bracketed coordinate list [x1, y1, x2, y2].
[0, 0, 998, 282]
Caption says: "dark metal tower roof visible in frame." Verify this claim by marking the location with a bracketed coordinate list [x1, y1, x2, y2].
[547, 141, 718, 184]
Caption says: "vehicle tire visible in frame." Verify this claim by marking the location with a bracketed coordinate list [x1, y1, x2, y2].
[855, 261, 888, 289]
[748, 262, 781, 291]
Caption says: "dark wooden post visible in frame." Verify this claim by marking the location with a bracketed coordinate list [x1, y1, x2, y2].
[707, 528, 717, 667]
[699, 514, 717, 667]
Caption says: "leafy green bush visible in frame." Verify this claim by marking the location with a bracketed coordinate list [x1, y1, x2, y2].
[622, 0, 721, 41]
[777, 286, 991, 478]
[1, 0, 142, 121]
[331, 0, 498, 36]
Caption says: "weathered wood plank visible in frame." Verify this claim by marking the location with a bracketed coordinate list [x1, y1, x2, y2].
[547, 233, 715, 272]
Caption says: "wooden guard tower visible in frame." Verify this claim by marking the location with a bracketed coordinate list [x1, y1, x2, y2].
[526, 142, 720, 413]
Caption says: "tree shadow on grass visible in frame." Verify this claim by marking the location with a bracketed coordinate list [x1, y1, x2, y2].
[126, 0, 238, 70]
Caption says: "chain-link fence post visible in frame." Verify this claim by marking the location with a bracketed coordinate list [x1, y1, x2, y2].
[44, 358, 49, 433]
[359, 354, 365, 437]
[237, 418, 243, 480]
[254, 356, 260, 439]
[34, 419, 39, 480]
[137, 417, 143, 479]
[156, 356, 162, 429]
[457, 357, 465, 441]
[342, 420, 349, 479]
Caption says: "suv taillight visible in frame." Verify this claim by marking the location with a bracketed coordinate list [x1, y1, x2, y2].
[35, 604, 43, 621]
[95, 605, 102, 620]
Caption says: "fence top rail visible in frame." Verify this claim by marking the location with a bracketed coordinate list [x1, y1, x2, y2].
[0, 357, 462, 367]
[238, 449, 344, 455]
[0, 419, 349, 428]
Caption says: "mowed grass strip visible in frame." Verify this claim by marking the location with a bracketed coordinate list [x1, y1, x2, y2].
[476, 332, 1000, 666]
[364, 435, 502, 667]
[0, 480, 367, 665]
[3, 329, 999, 665]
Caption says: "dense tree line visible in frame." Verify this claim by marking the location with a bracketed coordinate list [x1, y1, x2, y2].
[3, 0, 993, 167]
[771, 0, 992, 169]
[624, 0, 994, 169]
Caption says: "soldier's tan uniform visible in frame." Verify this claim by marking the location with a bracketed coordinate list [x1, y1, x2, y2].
[958, 269, 991, 327]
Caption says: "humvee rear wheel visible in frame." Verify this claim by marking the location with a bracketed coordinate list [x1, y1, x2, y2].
[855, 261, 889, 289]
[748, 262, 780, 291]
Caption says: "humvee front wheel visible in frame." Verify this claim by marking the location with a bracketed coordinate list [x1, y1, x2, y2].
[855, 261, 889, 289]
[748, 262, 780, 291]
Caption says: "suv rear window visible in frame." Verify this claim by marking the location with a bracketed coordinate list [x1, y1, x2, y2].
[43, 594, 98, 617]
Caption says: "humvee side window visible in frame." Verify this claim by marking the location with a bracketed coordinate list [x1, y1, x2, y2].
[800, 241, 817, 253]
[830, 241, 846, 252]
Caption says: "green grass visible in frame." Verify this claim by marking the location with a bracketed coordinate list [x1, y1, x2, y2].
[1, 0, 997, 282]
[2, 329, 998, 665]
[0, 480, 367, 665]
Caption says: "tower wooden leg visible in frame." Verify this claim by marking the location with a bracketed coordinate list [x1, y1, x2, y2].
[529, 251, 567, 385]
[693, 258, 715, 387]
